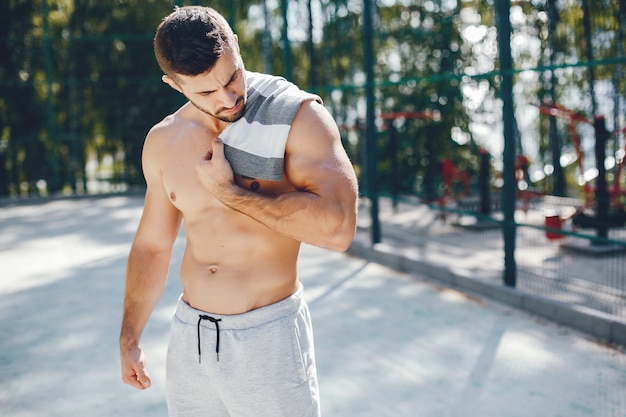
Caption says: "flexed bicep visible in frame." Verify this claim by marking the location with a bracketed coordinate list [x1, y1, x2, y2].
[205, 100, 358, 251]
[284, 100, 358, 248]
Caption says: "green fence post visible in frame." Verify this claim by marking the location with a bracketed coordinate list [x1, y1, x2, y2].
[547, 0, 564, 196]
[363, 0, 381, 244]
[389, 121, 399, 212]
[228, 0, 236, 29]
[593, 116, 610, 241]
[280, 0, 293, 82]
[479, 150, 491, 216]
[42, 0, 59, 193]
[495, 0, 517, 287]
[306, 0, 316, 90]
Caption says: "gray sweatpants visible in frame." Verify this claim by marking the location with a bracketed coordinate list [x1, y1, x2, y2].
[165, 284, 320, 417]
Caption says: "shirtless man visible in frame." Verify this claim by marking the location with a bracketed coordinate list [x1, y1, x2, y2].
[119, 6, 358, 417]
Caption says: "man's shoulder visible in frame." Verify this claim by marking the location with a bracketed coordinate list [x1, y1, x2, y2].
[148, 106, 202, 140]
[291, 99, 332, 126]
[286, 100, 339, 148]
[242, 72, 321, 126]
[245, 70, 283, 84]
[143, 111, 196, 157]
[144, 114, 176, 147]
[150, 113, 177, 134]
[245, 71, 318, 101]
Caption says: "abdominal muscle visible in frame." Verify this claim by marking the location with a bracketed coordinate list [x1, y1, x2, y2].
[162, 136, 302, 314]
[178, 213, 301, 315]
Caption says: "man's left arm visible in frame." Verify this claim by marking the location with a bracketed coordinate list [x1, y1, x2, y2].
[196, 100, 358, 251]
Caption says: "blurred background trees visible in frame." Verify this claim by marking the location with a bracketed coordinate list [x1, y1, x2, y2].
[0, 0, 623, 203]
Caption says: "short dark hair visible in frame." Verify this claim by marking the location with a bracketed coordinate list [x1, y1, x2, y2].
[154, 6, 236, 82]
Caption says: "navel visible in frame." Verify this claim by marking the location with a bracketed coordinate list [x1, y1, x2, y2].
[250, 181, 260, 192]
[170, 192, 177, 202]
[207, 265, 219, 274]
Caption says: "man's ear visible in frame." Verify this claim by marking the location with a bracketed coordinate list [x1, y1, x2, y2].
[162, 75, 182, 93]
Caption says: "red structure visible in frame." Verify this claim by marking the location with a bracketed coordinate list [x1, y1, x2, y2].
[538, 102, 626, 240]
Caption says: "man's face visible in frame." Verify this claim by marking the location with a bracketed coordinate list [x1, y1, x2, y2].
[166, 46, 247, 123]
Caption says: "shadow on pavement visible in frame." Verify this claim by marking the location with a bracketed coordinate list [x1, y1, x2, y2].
[1, 195, 624, 417]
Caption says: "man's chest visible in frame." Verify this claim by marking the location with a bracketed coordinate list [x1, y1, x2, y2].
[160, 146, 296, 210]
[160, 145, 214, 209]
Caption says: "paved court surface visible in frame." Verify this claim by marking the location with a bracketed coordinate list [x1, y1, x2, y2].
[1, 194, 625, 417]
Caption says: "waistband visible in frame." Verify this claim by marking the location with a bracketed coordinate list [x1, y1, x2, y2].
[174, 283, 304, 331]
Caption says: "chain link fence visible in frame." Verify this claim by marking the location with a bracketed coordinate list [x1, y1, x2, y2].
[1, 0, 624, 323]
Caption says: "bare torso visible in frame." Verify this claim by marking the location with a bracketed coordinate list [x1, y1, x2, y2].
[121, 46, 357, 392]
[158, 104, 301, 314]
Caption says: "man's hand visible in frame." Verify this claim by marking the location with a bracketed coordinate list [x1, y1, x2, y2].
[196, 138, 236, 198]
[121, 344, 152, 390]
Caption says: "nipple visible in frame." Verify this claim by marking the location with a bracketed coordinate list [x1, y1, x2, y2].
[170, 192, 177, 202]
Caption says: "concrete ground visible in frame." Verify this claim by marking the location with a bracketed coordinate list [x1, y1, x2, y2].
[0, 194, 624, 417]
[348, 197, 626, 345]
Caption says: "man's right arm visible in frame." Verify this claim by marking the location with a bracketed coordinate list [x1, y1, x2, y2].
[120, 128, 182, 390]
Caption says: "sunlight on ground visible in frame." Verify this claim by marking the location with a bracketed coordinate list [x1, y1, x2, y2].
[1, 197, 624, 417]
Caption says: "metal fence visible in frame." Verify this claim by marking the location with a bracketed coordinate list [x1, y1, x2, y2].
[2, 1, 625, 324]
[356, 195, 625, 323]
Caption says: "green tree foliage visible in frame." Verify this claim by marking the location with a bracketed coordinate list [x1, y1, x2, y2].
[0, 0, 48, 196]
[63, 0, 183, 189]
[0, 0, 623, 202]
[514, 0, 623, 198]
[311, 1, 474, 197]
[377, 2, 472, 198]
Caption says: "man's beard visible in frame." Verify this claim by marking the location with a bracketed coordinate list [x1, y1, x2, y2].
[190, 95, 246, 123]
